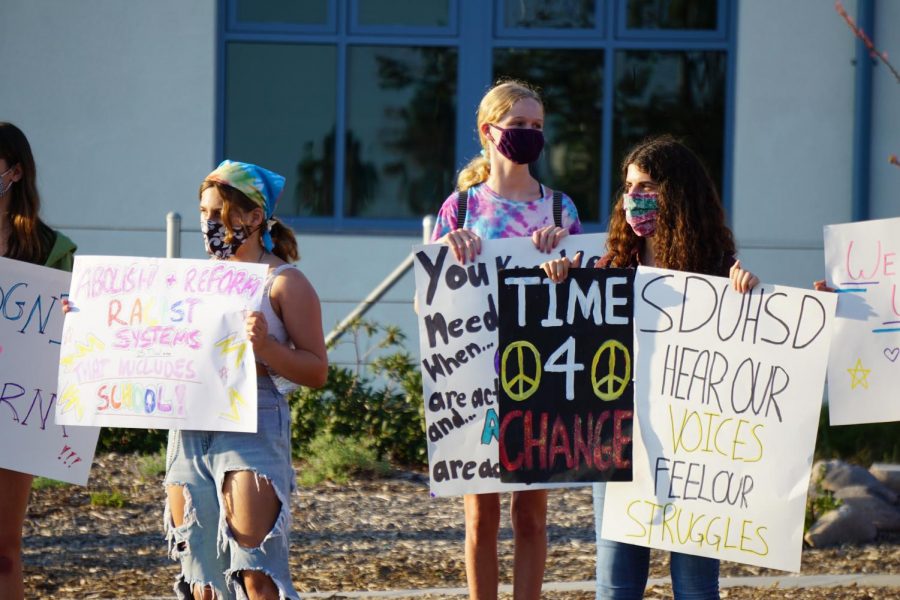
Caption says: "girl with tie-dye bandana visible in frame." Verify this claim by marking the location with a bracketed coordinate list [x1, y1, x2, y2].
[164, 160, 328, 600]
[429, 80, 582, 600]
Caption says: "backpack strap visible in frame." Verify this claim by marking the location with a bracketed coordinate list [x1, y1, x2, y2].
[456, 189, 468, 229]
[552, 190, 563, 228]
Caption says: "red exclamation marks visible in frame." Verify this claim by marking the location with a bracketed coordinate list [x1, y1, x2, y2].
[58, 444, 82, 468]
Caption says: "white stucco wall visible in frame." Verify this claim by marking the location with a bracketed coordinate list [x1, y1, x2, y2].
[1, 0, 218, 258]
[870, 0, 900, 219]
[731, 0, 858, 288]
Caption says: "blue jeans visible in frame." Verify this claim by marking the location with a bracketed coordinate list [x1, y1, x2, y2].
[164, 377, 299, 600]
[593, 483, 719, 600]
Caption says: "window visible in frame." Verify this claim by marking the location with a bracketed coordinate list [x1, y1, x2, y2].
[224, 43, 336, 217]
[221, 0, 735, 230]
[344, 46, 457, 218]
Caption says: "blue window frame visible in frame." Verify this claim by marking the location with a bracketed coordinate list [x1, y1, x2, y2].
[218, 0, 736, 233]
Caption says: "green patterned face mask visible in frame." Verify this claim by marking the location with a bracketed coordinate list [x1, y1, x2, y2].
[623, 192, 658, 237]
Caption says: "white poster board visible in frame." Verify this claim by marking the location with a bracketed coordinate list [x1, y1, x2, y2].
[57, 256, 266, 432]
[824, 217, 900, 425]
[414, 233, 606, 496]
[602, 267, 836, 572]
[0, 257, 99, 484]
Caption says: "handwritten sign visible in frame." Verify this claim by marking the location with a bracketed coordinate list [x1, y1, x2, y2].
[56, 256, 267, 432]
[824, 217, 900, 425]
[497, 267, 634, 484]
[601, 267, 835, 572]
[414, 233, 606, 496]
[0, 257, 99, 484]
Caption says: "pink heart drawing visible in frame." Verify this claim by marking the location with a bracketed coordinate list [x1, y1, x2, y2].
[885, 347, 900, 363]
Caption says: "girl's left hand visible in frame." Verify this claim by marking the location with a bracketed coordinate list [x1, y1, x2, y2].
[730, 259, 760, 293]
[245, 310, 270, 356]
[532, 225, 569, 254]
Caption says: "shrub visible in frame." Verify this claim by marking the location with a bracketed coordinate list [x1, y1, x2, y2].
[90, 490, 128, 508]
[136, 449, 167, 479]
[32, 477, 69, 491]
[815, 402, 900, 464]
[297, 432, 390, 486]
[289, 320, 426, 467]
[805, 482, 842, 532]
[98, 428, 167, 455]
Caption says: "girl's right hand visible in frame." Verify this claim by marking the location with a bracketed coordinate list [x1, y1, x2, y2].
[61, 298, 74, 313]
[541, 251, 582, 284]
[813, 279, 836, 293]
[439, 228, 482, 264]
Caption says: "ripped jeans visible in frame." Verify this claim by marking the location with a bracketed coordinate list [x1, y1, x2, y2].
[164, 377, 299, 600]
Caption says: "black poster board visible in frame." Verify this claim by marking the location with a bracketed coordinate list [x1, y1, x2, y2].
[497, 267, 634, 484]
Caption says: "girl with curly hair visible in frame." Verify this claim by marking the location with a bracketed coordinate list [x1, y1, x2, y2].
[542, 135, 758, 599]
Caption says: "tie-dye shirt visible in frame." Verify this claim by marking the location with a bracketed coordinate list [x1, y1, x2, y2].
[430, 183, 582, 242]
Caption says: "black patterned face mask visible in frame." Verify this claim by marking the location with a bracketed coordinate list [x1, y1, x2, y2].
[201, 219, 248, 259]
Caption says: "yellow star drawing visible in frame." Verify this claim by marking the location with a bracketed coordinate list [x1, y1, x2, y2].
[847, 358, 871, 390]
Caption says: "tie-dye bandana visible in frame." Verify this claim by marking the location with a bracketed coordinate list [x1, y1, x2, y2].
[623, 192, 658, 237]
[204, 160, 285, 251]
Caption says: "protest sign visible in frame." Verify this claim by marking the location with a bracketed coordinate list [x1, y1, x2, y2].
[414, 233, 606, 496]
[57, 256, 267, 432]
[824, 217, 900, 425]
[497, 267, 634, 484]
[0, 257, 99, 485]
[601, 266, 835, 572]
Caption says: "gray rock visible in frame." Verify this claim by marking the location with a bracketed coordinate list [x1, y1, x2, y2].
[870, 463, 900, 495]
[834, 486, 900, 531]
[821, 460, 897, 504]
[804, 504, 877, 547]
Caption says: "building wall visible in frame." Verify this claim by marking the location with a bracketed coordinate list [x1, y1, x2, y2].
[870, 0, 900, 220]
[0, 0, 218, 258]
[731, 0, 857, 288]
[4, 0, 897, 367]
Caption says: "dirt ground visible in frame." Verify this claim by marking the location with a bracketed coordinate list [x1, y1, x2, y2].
[22, 454, 900, 599]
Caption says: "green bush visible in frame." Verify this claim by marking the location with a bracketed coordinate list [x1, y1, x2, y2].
[805, 467, 843, 532]
[815, 402, 900, 464]
[297, 432, 390, 486]
[32, 477, 70, 491]
[136, 449, 167, 479]
[90, 490, 128, 508]
[290, 320, 426, 466]
[98, 428, 167, 455]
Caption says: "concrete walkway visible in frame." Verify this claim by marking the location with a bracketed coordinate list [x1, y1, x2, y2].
[127, 574, 900, 600]
[293, 574, 900, 598]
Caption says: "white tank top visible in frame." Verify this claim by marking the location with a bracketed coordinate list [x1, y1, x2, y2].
[258, 263, 299, 395]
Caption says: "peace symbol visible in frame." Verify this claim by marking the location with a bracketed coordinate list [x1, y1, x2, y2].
[591, 340, 630, 401]
[501, 341, 542, 401]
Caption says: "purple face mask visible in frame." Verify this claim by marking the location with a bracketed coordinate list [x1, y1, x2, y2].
[488, 124, 544, 164]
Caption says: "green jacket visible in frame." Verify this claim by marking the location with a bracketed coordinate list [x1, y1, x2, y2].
[44, 230, 77, 272]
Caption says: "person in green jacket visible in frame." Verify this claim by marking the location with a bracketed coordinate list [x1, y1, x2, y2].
[0, 121, 76, 600]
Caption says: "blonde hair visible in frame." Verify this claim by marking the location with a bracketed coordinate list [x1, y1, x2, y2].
[456, 80, 543, 191]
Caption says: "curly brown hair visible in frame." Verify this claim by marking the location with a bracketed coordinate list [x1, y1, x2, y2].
[606, 135, 735, 275]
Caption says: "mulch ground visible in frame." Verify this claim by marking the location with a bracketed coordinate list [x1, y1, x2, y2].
[23, 453, 900, 599]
